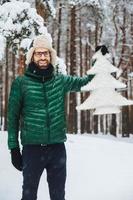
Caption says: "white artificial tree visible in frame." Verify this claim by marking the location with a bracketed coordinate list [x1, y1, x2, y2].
[76, 49, 133, 115]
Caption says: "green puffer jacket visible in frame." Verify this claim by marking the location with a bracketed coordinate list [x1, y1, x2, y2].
[7, 69, 94, 149]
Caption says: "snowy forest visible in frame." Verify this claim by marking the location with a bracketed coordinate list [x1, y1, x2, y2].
[1, 1, 133, 200]
[0, 0, 133, 136]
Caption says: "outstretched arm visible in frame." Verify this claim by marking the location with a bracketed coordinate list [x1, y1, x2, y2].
[63, 74, 95, 93]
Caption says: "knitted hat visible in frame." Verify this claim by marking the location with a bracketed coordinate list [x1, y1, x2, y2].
[26, 34, 57, 66]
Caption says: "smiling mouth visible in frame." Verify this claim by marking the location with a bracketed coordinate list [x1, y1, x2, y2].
[39, 61, 47, 64]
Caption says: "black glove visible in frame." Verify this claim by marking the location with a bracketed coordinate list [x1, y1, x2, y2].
[11, 148, 22, 171]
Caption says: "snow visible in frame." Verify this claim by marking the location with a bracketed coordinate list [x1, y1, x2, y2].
[94, 106, 121, 115]
[42, 0, 56, 19]
[0, 35, 5, 60]
[55, 57, 67, 75]
[81, 73, 126, 91]
[87, 51, 118, 74]
[20, 38, 33, 51]
[0, 1, 67, 73]
[128, 72, 133, 78]
[1, 132, 133, 200]
[0, 0, 48, 56]
[77, 88, 133, 110]
[68, 0, 100, 7]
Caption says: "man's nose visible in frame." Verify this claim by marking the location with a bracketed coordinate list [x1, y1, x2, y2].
[40, 54, 46, 58]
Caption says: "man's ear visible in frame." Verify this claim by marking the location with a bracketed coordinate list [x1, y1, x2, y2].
[31, 56, 34, 62]
[50, 52, 52, 62]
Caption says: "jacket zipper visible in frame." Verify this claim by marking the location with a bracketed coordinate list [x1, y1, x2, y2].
[43, 82, 50, 143]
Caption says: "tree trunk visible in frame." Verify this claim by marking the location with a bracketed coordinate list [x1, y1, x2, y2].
[129, 14, 133, 134]
[12, 52, 16, 80]
[0, 63, 3, 129]
[17, 48, 25, 75]
[93, 115, 98, 134]
[112, 5, 119, 66]
[35, 0, 49, 22]
[86, 29, 92, 133]
[110, 114, 117, 136]
[122, 88, 130, 137]
[57, 3, 62, 56]
[68, 5, 77, 134]
[79, 10, 85, 134]
[4, 43, 9, 130]
[117, 8, 127, 68]
[95, 19, 99, 48]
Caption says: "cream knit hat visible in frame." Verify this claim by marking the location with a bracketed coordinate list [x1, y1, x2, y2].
[26, 34, 57, 66]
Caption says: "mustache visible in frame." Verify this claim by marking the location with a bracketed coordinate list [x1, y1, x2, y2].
[39, 60, 48, 61]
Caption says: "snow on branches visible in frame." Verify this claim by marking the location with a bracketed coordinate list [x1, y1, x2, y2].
[42, 0, 56, 18]
[0, 0, 47, 53]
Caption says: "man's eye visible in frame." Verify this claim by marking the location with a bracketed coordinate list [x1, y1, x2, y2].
[34, 52, 49, 57]
[36, 52, 41, 56]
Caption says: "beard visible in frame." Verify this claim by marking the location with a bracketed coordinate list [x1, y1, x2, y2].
[35, 59, 50, 69]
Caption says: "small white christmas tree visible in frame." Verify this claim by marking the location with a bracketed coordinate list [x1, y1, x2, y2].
[76, 46, 133, 115]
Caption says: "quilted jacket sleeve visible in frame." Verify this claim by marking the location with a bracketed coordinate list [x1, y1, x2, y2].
[63, 74, 95, 93]
[7, 77, 23, 149]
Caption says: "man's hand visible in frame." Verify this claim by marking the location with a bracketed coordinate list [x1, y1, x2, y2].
[11, 148, 22, 171]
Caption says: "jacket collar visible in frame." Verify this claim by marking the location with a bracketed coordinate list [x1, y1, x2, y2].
[25, 62, 55, 82]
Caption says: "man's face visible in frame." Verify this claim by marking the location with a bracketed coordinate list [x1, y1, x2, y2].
[33, 47, 51, 69]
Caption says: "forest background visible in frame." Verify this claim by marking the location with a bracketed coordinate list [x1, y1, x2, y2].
[0, 0, 133, 137]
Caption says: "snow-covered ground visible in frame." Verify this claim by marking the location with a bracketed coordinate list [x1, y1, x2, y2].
[1, 132, 133, 200]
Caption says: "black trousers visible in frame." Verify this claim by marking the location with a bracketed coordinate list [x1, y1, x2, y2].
[21, 143, 66, 200]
